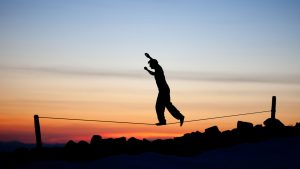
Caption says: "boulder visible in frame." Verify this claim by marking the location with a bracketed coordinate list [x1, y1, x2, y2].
[296, 122, 300, 128]
[90, 135, 102, 145]
[263, 118, 285, 128]
[254, 124, 263, 129]
[115, 137, 126, 144]
[78, 140, 90, 149]
[205, 126, 221, 136]
[65, 140, 77, 150]
[128, 137, 142, 144]
[295, 123, 300, 133]
[237, 121, 253, 131]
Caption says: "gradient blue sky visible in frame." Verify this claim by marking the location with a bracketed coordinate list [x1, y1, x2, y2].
[1, 0, 300, 74]
[1, 0, 300, 143]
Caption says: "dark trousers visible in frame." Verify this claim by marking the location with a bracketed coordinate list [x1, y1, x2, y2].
[156, 92, 183, 123]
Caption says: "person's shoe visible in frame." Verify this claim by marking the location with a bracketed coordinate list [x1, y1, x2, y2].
[180, 116, 185, 127]
[156, 122, 166, 126]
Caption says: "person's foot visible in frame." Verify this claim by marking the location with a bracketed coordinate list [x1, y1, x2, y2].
[180, 116, 185, 127]
[156, 122, 166, 126]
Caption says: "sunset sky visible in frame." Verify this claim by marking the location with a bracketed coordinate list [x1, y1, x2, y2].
[1, 0, 300, 144]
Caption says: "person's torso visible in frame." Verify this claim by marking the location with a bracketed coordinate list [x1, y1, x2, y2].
[155, 65, 170, 92]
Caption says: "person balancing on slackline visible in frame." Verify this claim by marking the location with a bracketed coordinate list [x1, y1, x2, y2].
[144, 53, 185, 126]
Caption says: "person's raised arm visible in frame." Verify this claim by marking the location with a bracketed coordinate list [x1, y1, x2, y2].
[144, 67, 155, 75]
[145, 53, 153, 60]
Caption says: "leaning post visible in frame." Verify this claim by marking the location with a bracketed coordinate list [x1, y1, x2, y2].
[271, 96, 276, 119]
[34, 115, 42, 149]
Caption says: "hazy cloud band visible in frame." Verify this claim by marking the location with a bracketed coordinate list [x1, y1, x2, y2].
[1, 65, 300, 84]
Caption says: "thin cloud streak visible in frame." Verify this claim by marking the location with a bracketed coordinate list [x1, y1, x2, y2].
[1, 65, 300, 84]
[0, 66, 144, 79]
[168, 71, 300, 84]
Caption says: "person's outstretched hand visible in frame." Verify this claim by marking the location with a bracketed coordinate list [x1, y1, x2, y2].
[145, 53, 153, 60]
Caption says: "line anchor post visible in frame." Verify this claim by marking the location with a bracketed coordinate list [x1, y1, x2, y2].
[34, 115, 42, 149]
[271, 96, 276, 119]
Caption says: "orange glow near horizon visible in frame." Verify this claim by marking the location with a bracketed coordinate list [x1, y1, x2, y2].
[1, 98, 299, 144]
[1, 70, 300, 144]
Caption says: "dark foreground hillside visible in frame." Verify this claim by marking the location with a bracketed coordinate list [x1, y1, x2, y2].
[1, 118, 300, 168]
[10, 136, 300, 169]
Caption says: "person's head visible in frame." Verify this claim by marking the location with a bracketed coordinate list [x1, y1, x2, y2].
[148, 59, 158, 69]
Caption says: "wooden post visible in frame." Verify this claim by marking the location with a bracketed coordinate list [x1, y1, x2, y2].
[34, 115, 42, 149]
[271, 96, 276, 119]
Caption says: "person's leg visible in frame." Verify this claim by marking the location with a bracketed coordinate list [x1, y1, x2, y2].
[155, 93, 166, 125]
[166, 102, 184, 120]
[165, 94, 184, 126]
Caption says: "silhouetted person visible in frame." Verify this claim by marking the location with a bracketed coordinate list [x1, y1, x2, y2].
[144, 53, 184, 126]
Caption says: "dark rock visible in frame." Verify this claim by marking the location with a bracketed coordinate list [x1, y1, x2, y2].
[77, 140, 90, 150]
[295, 122, 300, 128]
[128, 137, 141, 144]
[205, 126, 221, 136]
[222, 130, 231, 135]
[127, 137, 144, 154]
[115, 137, 126, 144]
[102, 138, 114, 146]
[264, 118, 285, 128]
[65, 140, 76, 149]
[254, 124, 263, 129]
[190, 131, 203, 140]
[295, 123, 300, 134]
[142, 138, 151, 145]
[90, 135, 102, 145]
[237, 121, 253, 131]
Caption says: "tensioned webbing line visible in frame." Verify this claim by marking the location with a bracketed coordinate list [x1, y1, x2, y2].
[39, 110, 270, 126]
[39, 116, 154, 126]
[167, 110, 270, 125]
